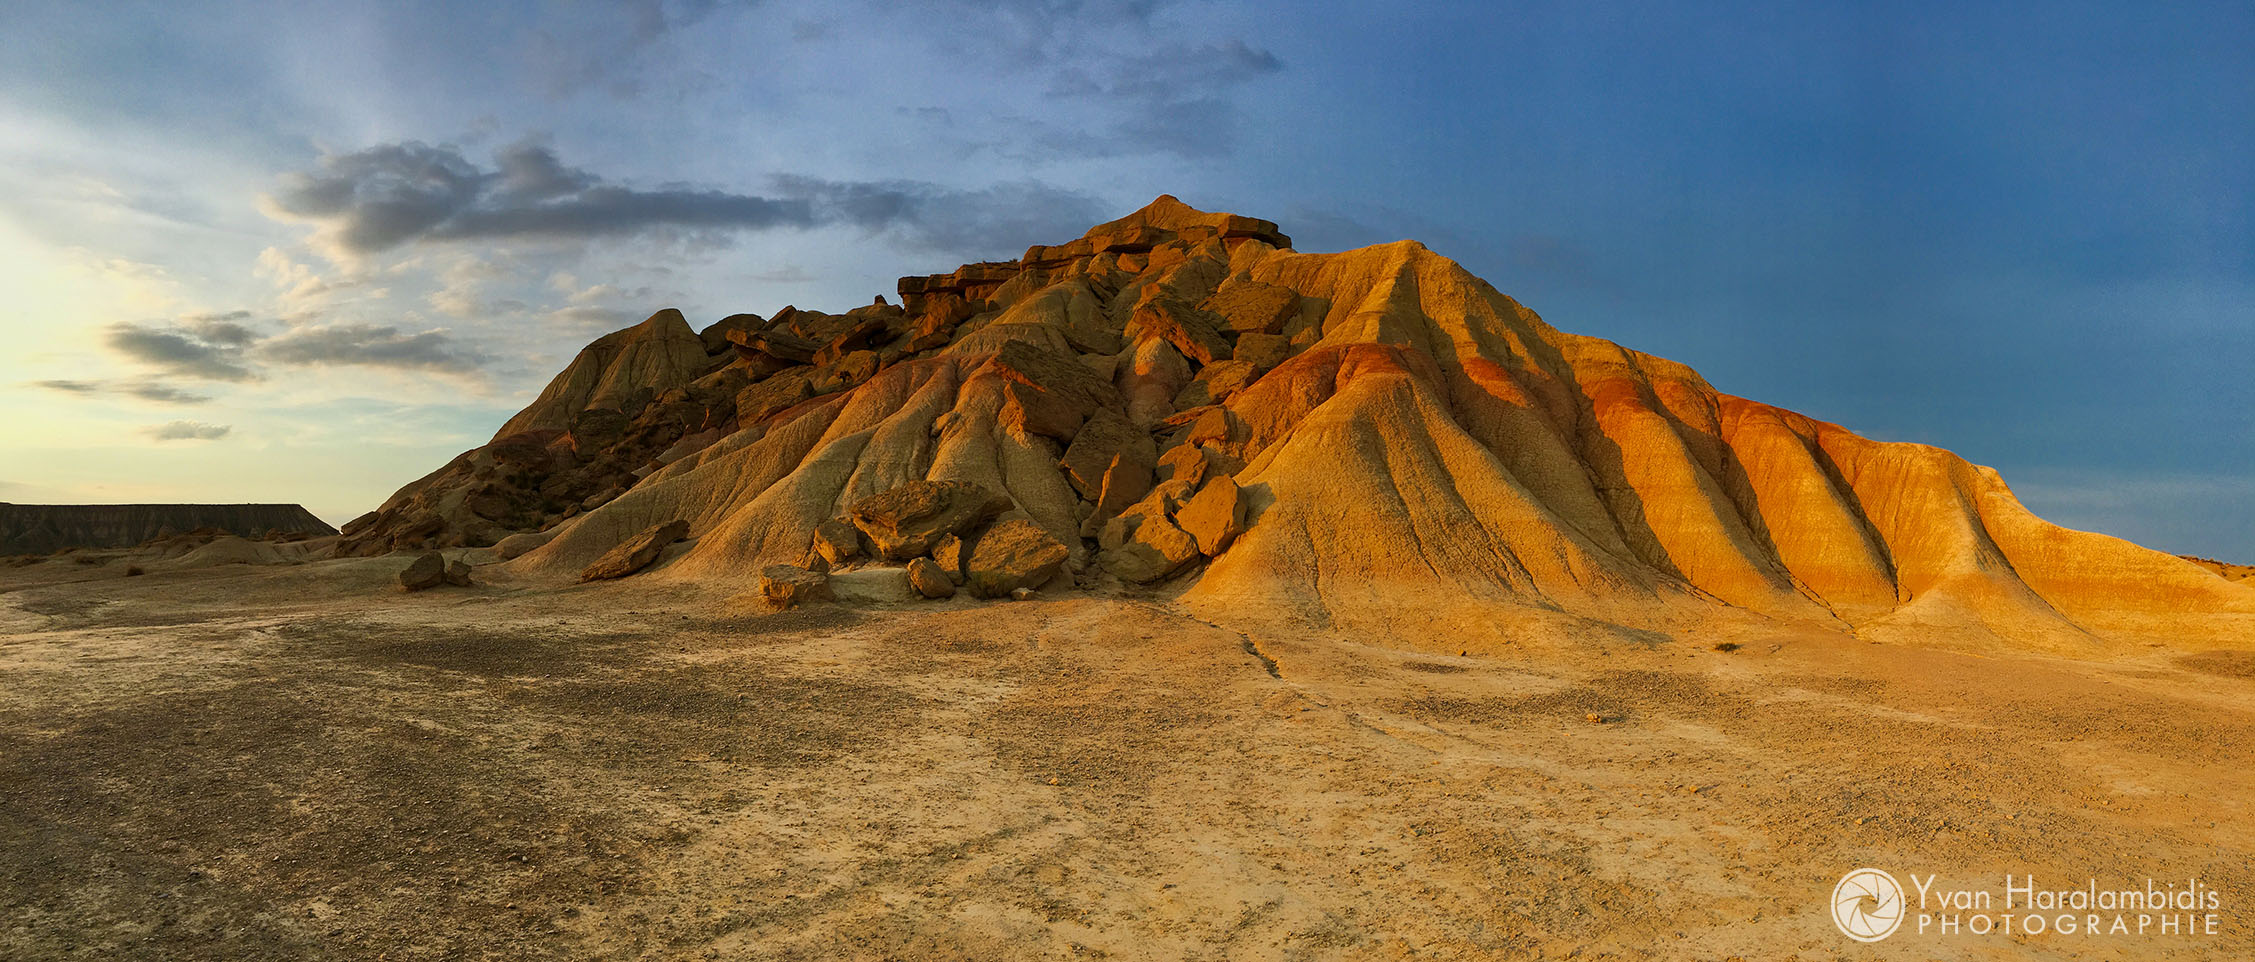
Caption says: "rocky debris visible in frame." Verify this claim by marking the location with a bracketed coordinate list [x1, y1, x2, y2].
[1173, 359, 1260, 409]
[1156, 444, 1213, 487]
[1011, 587, 1039, 601]
[698, 312, 763, 353]
[1058, 409, 1156, 500]
[964, 519, 1070, 599]
[580, 520, 689, 581]
[398, 552, 446, 591]
[759, 564, 833, 609]
[1100, 510, 1204, 584]
[810, 519, 863, 566]
[831, 567, 915, 604]
[931, 534, 969, 584]
[1129, 294, 1233, 365]
[444, 558, 474, 587]
[907, 557, 957, 599]
[1173, 476, 1246, 556]
[848, 481, 1012, 561]
[981, 339, 1127, 440]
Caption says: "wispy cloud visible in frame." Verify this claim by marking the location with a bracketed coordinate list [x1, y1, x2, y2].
[104, 321, 258, 382]
[260, 323, 489, 373]
[144, 420, 231, 441]
[30, 378, 213, 404]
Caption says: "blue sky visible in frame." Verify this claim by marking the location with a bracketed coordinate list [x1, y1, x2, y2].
[1, 0, 2247, 558]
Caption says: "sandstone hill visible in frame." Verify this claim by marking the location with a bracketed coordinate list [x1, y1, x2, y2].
[343, 196, 2255, 652]
[0, 503, 334, 556]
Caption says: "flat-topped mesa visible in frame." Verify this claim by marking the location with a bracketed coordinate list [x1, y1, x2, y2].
[350, 194, 2253, 653]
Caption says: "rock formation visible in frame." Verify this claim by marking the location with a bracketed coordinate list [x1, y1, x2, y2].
[353, 195, 2249, 651]
[0, 503, 334, 555]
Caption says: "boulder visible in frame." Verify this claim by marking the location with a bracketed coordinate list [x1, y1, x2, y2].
[759, 564, 833, 609]
[1058, 408, 1154, 500]
[810, 518, 863, 566]
[831, 567, 916, 604]
[1174, 476, 1246, 556]
[1085, 453, 1156, 534]
[580, 519, 689, 581]
[964, 519, 1070, 599]
[698, 313, 764, 354]
[1172, 359, 1260, 408]
[1128, 295, 1232, 365]
[979, 339, 1126, 441]
[810, 349, 880, 394]
[493, 530, 553, 560]
[443, 558, 474, 586]
[397, 551, 446, 591]
[848, 480, 1012, 561]
[907, 557, 957, 599]
[932, 533, 969, 584]
[1234, 332, 1293, 372]
[1101, 513, 1203, 583]
[1156, 443, 1211, 487]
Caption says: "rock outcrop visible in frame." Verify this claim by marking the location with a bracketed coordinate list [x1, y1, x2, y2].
[0, 503, 334, 556]
[579, 520, 688, 581]
[411, 195, 2248, 651]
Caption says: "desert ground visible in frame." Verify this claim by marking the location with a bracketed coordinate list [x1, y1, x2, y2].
[2, 553, 2250, 961]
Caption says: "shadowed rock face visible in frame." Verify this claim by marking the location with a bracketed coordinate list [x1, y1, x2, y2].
[359, 195, 2250, 651]
[0, 504, 335, 555]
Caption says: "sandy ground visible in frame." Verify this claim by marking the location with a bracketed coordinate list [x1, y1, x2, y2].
[2, 554, 2252, 960]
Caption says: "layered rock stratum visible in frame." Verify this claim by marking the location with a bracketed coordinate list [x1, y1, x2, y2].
[347, 196, 2253, 652]
[0, 503, 334, 555]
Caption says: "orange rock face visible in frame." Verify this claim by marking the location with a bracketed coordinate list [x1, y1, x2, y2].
[372, 194, 2248, 651]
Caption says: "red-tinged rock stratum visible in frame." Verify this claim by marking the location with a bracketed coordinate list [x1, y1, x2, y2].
[342, 196, 2253, 652]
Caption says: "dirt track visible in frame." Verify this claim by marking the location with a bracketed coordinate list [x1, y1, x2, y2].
[2, 556, 2251, 960]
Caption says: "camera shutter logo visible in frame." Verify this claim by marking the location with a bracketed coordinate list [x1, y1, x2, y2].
[1832, 868, 1906, 942]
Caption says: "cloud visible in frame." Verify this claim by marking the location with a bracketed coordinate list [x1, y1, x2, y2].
[264, 139, 1104, 262]
[30, 378, 213, 404]
[766, 176, 1107, 255]
[104, 321, 258, 382]
[262, 140, 818, 261]
[145, 421, 231, 441]
[102, 312, 488, 380]
[259, 324, 489, 373]
[1029, 38, 1285, 160]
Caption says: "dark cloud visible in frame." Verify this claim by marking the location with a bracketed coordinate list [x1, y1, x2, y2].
[181, 310, 259, 346]
[102, 312, 488, 380]
[259, 324, 489, 373]
[145, 421, 231, 442]
[263, 140, 816, 259]
[31, 378, 213, 404]
[266, 140, 1101, 261]
[104, 322, 258, 382]
[124, 382, 216, 404]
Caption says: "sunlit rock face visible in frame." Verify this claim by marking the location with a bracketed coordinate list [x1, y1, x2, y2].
[356, 195, 2255, 651]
